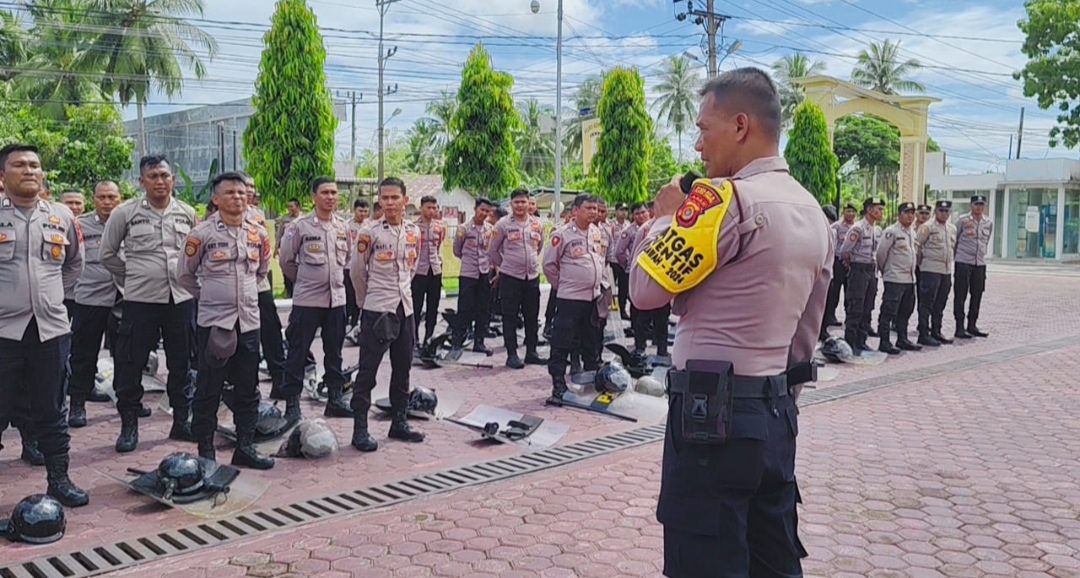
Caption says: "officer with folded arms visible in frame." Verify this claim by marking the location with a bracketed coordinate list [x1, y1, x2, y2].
[349, 177, 426, 451]
[916, 200, 956, 346]
[876, 202, 921, 354]
[100, 155, 197, 453]
[450, 197, 496, 357]
[489, 188, 546, 369]
[177, 172, 275, 469]
[630, 68, 830, 577]
[953, 194, 993, 339]
[0, 143, 90, 507]
[838, 197, 884, 351]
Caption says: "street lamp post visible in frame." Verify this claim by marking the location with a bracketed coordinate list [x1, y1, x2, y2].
[377, 0, 400, 183]
[532, 0, 564, 220]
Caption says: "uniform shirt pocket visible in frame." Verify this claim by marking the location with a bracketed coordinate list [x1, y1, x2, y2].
[206, 247, 236, 273]
[0, 228, 17, 261]
[173, 222, 192, 247]
[302, 242, 328, 266]
[130, 222, 156, 242]
[335, 239, 350, 266]
[41, 229, 69, 263]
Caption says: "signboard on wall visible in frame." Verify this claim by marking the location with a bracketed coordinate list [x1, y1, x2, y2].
[1025, 206, 1040, 233]
[581, 117, 602, 175]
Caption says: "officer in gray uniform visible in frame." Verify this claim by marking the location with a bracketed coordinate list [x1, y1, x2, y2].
[241, 174, 286, 399]
[100, 155, 197, 453]
[916, 200, 956, 346]
[178, 172, 275, 470]
[275, 198, 302, 298]
[953, 194, 992, 339]
[411, 195, 446, 348]
[344, 199, 369, 329]
[876, 202, 921, 354]
[450, 197, 496, 356]
[838, 197, 884, 351]
[489, 188, 546, 369]
[279, 177, 352, 421]
[0, 143, 89, 507]
[824, 204, 857, 328]
[349, 177, 425, 451]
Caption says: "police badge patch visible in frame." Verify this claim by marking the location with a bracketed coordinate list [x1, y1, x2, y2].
[184, 238, 200, 257]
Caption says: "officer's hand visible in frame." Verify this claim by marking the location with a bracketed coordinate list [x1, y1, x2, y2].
[653, 180, 684, 219]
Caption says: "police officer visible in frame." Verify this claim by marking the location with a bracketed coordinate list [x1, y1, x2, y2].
[450, 197, 496, 357]
[913, 204, 932, 311]
[838, 197, 884, 351]
[824, 204, 857, 328]
[543, 194, 605, 403]
[68, 181, 123, 428]
[349, 177, 425, 451]
[876, 202, 921, 354]
[177, 173, 274, 469]
[0, 143, 89, 507]
[100, 155, 197, 453]
[411, 195, 446, 348]
[610, 203, 631, 319]
[954, 194, 992, 339]
[629, 69, 828, 577]
[916, 200, 956, 346]
[344, 199, 369, 329]
[275, 198, 302, 298]
[489, 188, 546, 369]
[616, 203, 651, 355]
[279, 177, 352, 421]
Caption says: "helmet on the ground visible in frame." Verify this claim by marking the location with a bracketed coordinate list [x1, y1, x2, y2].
[156, 453, 205, 500]
[595, 361, 632, 394]
[821, 336, 853, 362]
[1, 495, 66, 544]
[408, 386, 438, 414]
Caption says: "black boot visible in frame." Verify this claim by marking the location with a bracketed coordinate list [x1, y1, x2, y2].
[45, 454, 89, 507]
[897, 335, 922, 351]
[388, 411, 425, 442]
[231, 427, 274, 470]
[506, 354, 524, 370]
[351, 414, 378, 452]
[447, 331, 465, 361]
[197, 436, 215, 461]
[169, 407, 196, 442]
[472, 341, 493, 356]
[324, 384, 355, 418]
[844, 330, 860, 351]
[878, 326, 900, 354]
[115, 409, 138, 453]
[138, 404, 152, 418]
[87, 388, 112, 403]
[524, 350, 547, 365]
[19, 428, 45, 466]
[918, 333, 941, 347]
[546, 377, 568, 407]
[69, 397, 87, 428]
[284, 395, 302, 424]
[967, 325, 989, 337]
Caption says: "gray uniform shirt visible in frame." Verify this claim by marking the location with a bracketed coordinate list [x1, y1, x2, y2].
[543, 222, 605, 302]
[245, 206, 272, 293]
[838, 218, 881, 266]
[276, 214, 298, 249]
[954, 213, 993, 266]
[350, 218, 421, 315]
[74, 212, 120, 307]
[414, 219, 446, 276]
[99, 196, 197, 304]
[916, 219, 956, 275]
[876, 222, 917, 284]
[489, 214, 544, 281]
[178, 213, 270, 333]
[615, 222, 640, 269]
[278, 212, 349, 309]
[0, 197, 83, 342]
[453, 219, 493, 279]
[831, 220, 854, 257]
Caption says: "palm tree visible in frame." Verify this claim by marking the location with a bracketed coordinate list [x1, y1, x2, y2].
[405, 118, 441, 174]
[851, 39, 925, 95]
[652, 55, 700, 159]
[515, 99, 555, 184]
[0, 10, 29, 81]
[83, 0, 218, 159]
[423, 91, 457, 152]
[771, 52, 826, 130]
[563, 75, 602, 162]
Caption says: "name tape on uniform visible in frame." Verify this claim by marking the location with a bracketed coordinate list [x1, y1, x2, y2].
[637, 179, 733, 294]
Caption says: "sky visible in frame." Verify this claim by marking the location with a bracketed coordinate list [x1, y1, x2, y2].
[128, 0, 1061, 177]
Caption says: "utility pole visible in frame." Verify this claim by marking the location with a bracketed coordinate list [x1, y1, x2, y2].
[1008, 134, 1013, 160]
[1016, 107, 1025, 159]
[377, 0, 401, 183]
[232, 128, 238, 170]
[674, 0, 731, 78]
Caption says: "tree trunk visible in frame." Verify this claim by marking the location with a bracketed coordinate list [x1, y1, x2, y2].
[136, 101, 146, 161]
[677, 130, 682, 162]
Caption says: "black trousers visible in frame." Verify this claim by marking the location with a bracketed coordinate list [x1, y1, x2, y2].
[283, 305, 346, 397]
[0, 319, 69, 457]
[192, 326, 260, 439]
[879, 282, 916, 340]
[283, 276, 294, 298]
[659, 388, 805, 578]
[113, 299, 194, 414]
[954, 263, 987, 329]
[500, 275, 540, 355]
[69, 303, 116, 401]
[544, 287, 558, 328]
[548, 299, 601, 379]
[411, 272, 442, 343]
[824, 257, 847, 324]
[844, 263, 877, 345]
[258, 290, 286, 383]
[343, 269, 360, 327]
[454, 273, 491, 343]
[918, 272, 952, 337]
[351, 304, 414, 417]
[611, 263, 629, 316]
[632, 302, 671, 355]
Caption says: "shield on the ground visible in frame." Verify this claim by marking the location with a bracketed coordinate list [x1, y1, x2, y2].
[100, 458, 269, 519]
[445, 405, 567, 451]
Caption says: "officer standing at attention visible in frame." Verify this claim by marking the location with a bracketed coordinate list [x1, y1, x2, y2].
[838, 197, 884, 351]
[177, 173, 275, 469]
[916, 200, 956, 347]
[953, 194, 992, 339]
[629, 69, 829, 577]
[100, 155, 197, 453]
[609, 203, 631, 320]
[349, 177, 425, 451]
[876, 202, 921, 354]
[450, 197, 496, 357]
[823, 204, 857, 328]
[489, 188, 546, 369]
[543, 194, 605, 404]
[275, 198, 302, 298]
[913, 204, 932, 310]
[344, 199, 369, 330]
[411, 195, 446, 349]
[0, 143, 89, 507]
[279, 177, 353, 421]
[68, 181, 123, 427]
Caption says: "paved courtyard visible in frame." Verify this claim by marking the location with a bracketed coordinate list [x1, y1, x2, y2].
[2, 261, 1080, 577]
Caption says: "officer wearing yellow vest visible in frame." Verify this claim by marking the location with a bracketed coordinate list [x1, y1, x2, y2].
[629, 68, 829, 577]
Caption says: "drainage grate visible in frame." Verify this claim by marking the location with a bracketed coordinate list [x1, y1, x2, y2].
[5, 335, 1078, 578]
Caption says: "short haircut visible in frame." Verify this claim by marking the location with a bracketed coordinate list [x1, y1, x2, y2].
[42, 179, 52, 192]
[495, 207, 508, 219]
[475, 197, 494, 208]
[287, 198, 300, 206]
[509, 187, 530, 200]
[93, 180, 119, 195]
[699, 67, 782, 142]
[630, 202, 646, 213]
[822, 205, 838, 223]
[354, 199, 369, 209]
[596, 197, 607, 207]
[212, 171, 247, 191]
[0, 143, 39, 168]
[60, 190, 83, 199]
[379, 176, 406, 196]
[420, 195, 438, 206]
[572, 193, 595, 208]
[236, 170, 252, 181]
[373, 201, 381, 211]
[139, 155, 170, 173]
[311, 176, 335, 194]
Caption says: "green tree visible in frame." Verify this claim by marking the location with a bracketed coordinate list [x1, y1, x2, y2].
[243, 0, 337, 214]
[851, 39, 925, 95]
[357, 135, 411, 179]
[652, 55, 700, 159]
[771, 52, 826, 130]
[646, 132, 704, 194]
[516, 99, 555, 186]
[0, 9, 28, 81]
[442, 44, 521, 199]
[404, 118, 442, 174]
[1015, 0, 1080, 147]
[593, 67, 652, 204]
[784, 101, 839, 205]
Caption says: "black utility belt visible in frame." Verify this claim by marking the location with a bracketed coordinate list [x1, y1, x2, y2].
[668, 372, 788, 399]
[850, 262, 876, 269]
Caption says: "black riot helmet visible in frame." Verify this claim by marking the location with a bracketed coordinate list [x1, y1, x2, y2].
[595, 361, 632, 394]
[156, 453, 206, 500]
[820, 336, 853, 362]
[0, 494, 66, 544]
[408, 386, 438, 414]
